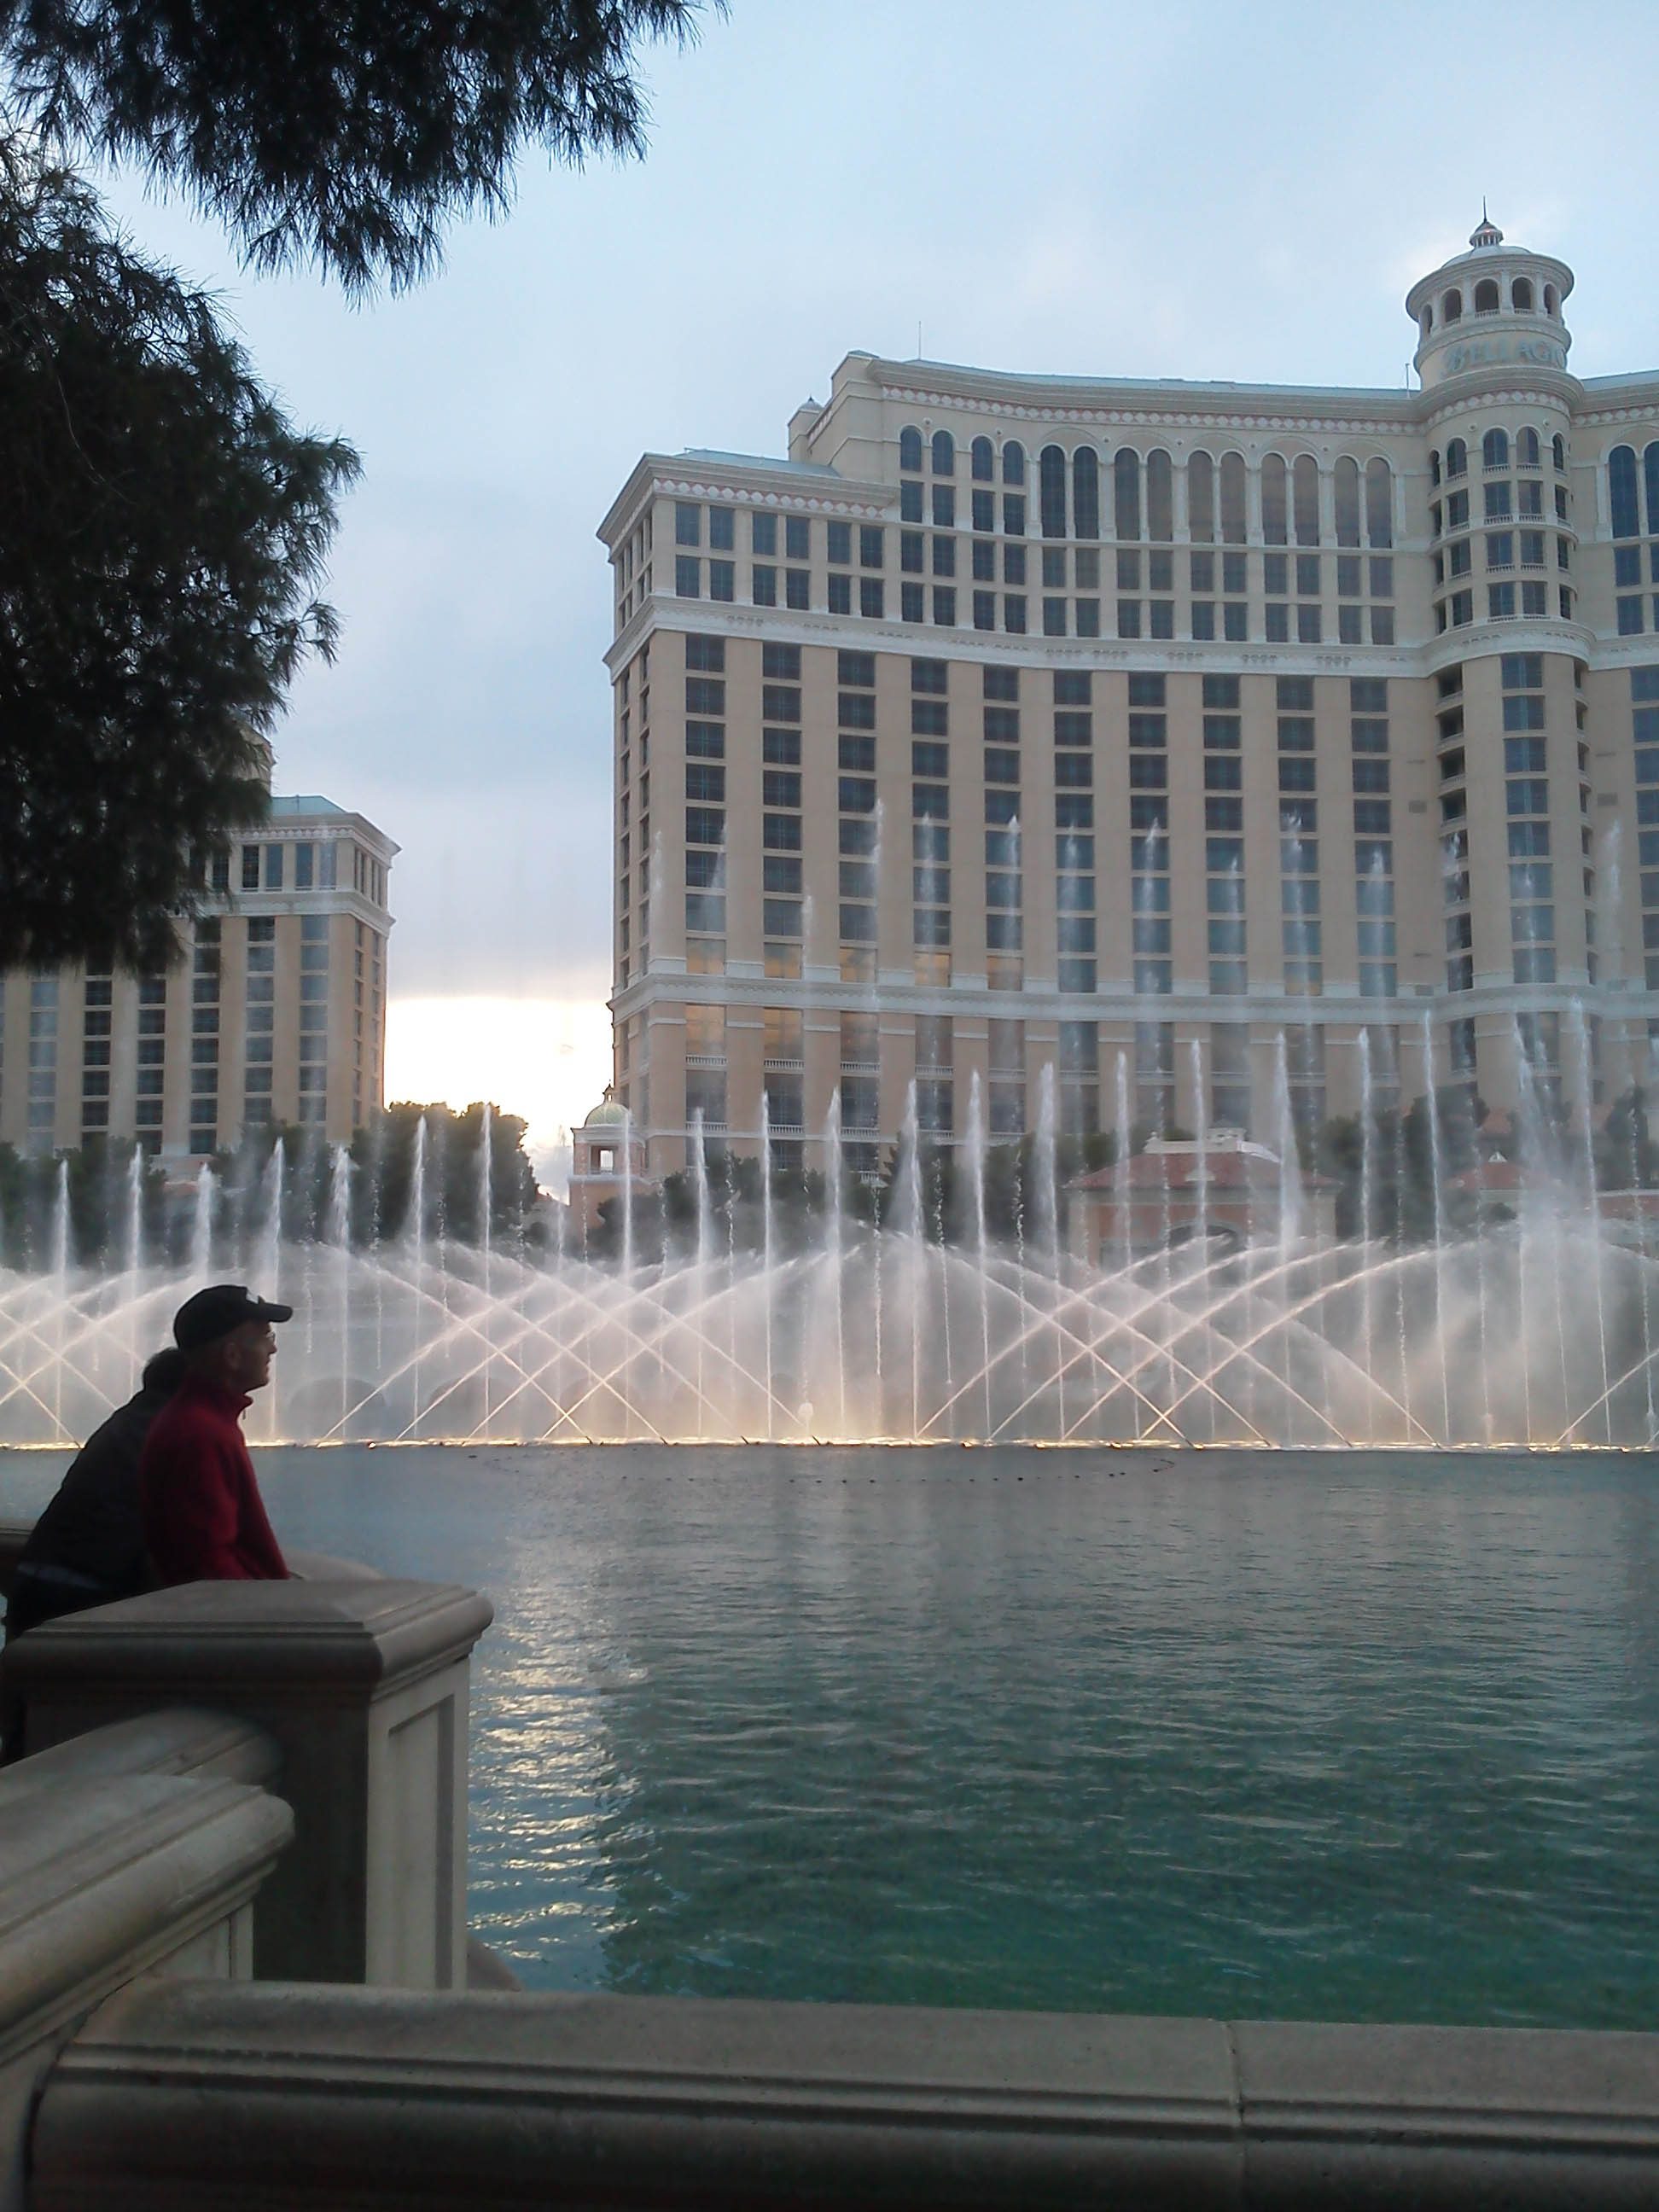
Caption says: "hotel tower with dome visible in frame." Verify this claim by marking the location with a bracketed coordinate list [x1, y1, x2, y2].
[598, 218, 1659, 1176]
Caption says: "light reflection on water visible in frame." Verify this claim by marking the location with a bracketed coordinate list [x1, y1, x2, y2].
[6, 1442, 1658, 2025]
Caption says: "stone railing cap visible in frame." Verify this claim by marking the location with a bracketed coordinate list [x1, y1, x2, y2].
[0, 1772, 290, 2069]
[2, 1578, 492, 1691]
[0, 1707, 282, 1793]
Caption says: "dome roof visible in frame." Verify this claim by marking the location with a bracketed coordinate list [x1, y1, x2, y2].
[582, 1088, 630, 1129]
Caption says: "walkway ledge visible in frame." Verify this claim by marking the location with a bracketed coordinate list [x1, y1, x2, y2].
[28, 1982, 1659, 2210]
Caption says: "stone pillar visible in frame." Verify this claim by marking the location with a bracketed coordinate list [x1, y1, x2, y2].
[3, 1575, 492, 1991]
[0, 1722, 289, 2212]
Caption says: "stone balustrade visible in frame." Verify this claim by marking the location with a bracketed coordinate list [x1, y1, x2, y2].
[4, 1542, 1659, 2207]
[0, 1711, 291, 2212]
[3, 1575, 492, 1988]
[26, 1982, 1659, 2210]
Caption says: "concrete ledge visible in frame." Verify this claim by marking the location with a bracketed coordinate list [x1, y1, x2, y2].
[0, 1749, 291, 2212]
[30, 1984, 1659, 2209]
[2, 1576, 491, 1697]
[0, 1708, 282, 1794]
[5, 1579, 492, 1988]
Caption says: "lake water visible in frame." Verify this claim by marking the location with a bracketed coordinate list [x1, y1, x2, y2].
[3, 1442, 1657, 2028]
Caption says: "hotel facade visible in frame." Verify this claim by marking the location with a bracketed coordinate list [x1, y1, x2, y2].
[599, 218, 1659, 1176]
[0, 795, 397, 1160]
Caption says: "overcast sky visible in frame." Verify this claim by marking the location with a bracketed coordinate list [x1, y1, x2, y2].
[102, 0, 1659, 1171]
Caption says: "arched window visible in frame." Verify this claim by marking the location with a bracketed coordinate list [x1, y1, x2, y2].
[1072, 447, 1100, 540]
[1113, 449, 1142, 541]
[1188, 452, 1215, 543]
[931, 429, 955, 476]
[1610, 446, 1640, 539]
[1516, 428, 1540, 469]
[1551, 434, 1566, 473]
[1292, 455, 1320, 545]
[1260, 453, 1288, 545]
[1147, 450, 1173, 541]
[1003, 439, 1025, 486]
[899, 426, 923, 473]
[1482, 428, 1509, 470]
[971, 436, 994, 482]
[1474, 278, 1500, 315]
[1220, 452, 1247, 544]
[1334, 457, 1361, 546]
[1544, 284, 1559, 317]
[1429, 449, 1442, 487]
[1512, 276, 1534, 312]
[1365, 458, 1394, 549]
[1646, 444, 1659, 538]
[1420, 305, 1434, 338]
[1039, 445, 1068, 538]
[1446, 438, 1467, 479]
[1443, 289, 1464, 323]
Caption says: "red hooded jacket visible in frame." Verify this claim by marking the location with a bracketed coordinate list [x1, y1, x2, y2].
[138, 1375, 288, 1583]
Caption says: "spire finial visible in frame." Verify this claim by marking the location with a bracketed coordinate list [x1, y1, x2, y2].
[1470, 204, 1504, 249]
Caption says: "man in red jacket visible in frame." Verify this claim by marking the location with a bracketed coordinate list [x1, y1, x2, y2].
[139, 1284, 294, 1584]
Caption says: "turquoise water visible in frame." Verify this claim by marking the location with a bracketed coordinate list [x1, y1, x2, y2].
[4, 1443, 1658, 2026]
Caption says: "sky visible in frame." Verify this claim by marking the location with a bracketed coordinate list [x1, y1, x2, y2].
[97, 0, 1659, 1183]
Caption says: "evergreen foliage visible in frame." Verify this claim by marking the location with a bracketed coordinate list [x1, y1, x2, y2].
[3, 0, 713, 292]
[0, 142, 359, 967]
[0, 1101, 544, 1267]
[0, 0, 707, 964]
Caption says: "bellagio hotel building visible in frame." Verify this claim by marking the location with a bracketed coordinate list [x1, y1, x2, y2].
[599, 217, 1659, 1177]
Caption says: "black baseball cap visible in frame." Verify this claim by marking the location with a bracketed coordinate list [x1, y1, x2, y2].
[173, 1284, 294, 1353]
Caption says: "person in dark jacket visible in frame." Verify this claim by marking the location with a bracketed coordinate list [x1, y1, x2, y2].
[139, 1284, 293, 1585]
[4, 1347, 187, 1644]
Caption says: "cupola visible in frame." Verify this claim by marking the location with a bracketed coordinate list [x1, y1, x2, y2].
[1405, 215, 1574, 390]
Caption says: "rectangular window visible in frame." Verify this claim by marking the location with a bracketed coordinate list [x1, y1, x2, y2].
[752, 565, 777, 606]
[675, 502, 701, 547]
[827, 521, 852, 567]
[675, 556, 701, 598]
[708, 508, 734, 550]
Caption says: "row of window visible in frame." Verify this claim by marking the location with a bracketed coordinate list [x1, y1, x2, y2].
[203, 839, 364, 899]
[903, 433, 1394, 548]
[1420, 273, 1559, 333]
[672, 1016, 1407, 1145]
[1433, 428, 1564, 482]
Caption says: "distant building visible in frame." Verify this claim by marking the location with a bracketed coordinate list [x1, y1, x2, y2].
[0, 795, 397, 1158]
[567, 1090, 649, 1251]
[599, 215, 1659, 1183]
[1068, 1132, 1336, 1261]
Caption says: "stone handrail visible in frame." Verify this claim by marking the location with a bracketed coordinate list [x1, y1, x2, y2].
[4, 1576, 492, 1988]
[29, 1983, 1659, 2210]
[0, 1721, 290, 2212]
